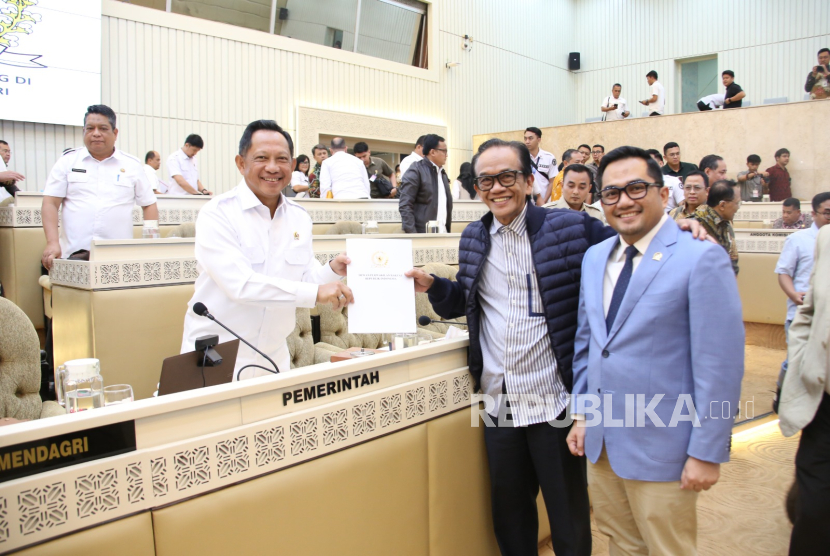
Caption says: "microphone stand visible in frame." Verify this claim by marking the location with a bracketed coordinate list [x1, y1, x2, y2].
[202, 311, 280, 379]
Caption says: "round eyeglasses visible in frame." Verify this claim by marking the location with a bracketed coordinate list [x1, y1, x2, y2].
[474, 169, 521, 191]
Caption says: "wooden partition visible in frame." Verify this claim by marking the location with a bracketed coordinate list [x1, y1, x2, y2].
[473, 99, 830, 201]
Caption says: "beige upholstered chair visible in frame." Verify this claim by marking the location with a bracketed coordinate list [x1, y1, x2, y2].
[161, 222, 196, 238]
[417, 263, 467, 338]
[0, 297, 64, 419]
[286, 308, 316, 369]
[0, 196, 13, 207]
[324, 221, 363, 235]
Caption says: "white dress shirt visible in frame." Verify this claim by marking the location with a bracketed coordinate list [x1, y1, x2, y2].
[601, 95, 628, 121]
[144, 164, 168, 194]
[649, 81, 666, 114]
[663, 175, 685, 212]
[319, 151, 371, 199]
[167, 148, 200, 195]
[698, 93, 725, 110]
[430, 159, 448, 232]
[0, 158, 10, 203]
[43, 148, 157, 256]
[181, 181, 341, 380]
[290, 171, 310, 198]
[399, 151, 422, 178]
[603, 213, 668, 316]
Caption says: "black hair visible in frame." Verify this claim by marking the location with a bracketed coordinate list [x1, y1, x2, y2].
[646, 149, 663, 162]
[612, 83, 621, 89]
[415, 135, 426, 148]
[353, 142, 369, 154]
[775, 148, 790, 158]
[562, 149, 578, 163]
[684, 170, 709, 189]
[578, 144, 591, 151]
[722, 70, 735, 78]
[747, 154, 761, 164]
[663, 141, 679, 154]
[597, 146, 664, 189]
[782, 197, 801, 210]
[422, 134, 445, 156]
[562, 163, 594, 184]
[812, 192, 830, 212]
[294, 154, 310, 176]
[331, 137, 346, 150]
[699, 154, 724, 172]
[144, 151, 157, 163]
[457, 162, 476, 199]
[646, 70, 658, 79]
[471, 138, 532, 178]
[185, 134, 204, 149]
[84, 105, 117, 129]
[525, 127, 542, 138]
[238, 120, 293, 157]
[312, 143, 328, 156]
[0, 140, 8, 147]
[707, 180, 736, 207]
[818, 48, 830, 56]
[593, 144, 604, 152]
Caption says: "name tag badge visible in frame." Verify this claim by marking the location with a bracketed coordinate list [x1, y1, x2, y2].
[71, 168, 87, 173]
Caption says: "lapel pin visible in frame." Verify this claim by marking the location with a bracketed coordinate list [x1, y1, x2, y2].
[652, 252, 663, 261]
[120, 168, 126, 173]
[293, 232, 299, 240]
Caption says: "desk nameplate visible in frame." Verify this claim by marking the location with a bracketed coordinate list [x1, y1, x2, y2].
[0, 367, 473, 553]
[735, 228, 796, 254]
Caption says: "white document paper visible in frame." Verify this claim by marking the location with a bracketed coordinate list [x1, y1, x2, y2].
[346, 238, 416, 334]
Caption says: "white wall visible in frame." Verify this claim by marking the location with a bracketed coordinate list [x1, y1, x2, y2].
[573, 0, 830, 124]
[3, 0, 575, 194]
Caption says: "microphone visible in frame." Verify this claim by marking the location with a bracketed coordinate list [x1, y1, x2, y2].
[192, 303, 280, 378]
[418, 315, 465, 326]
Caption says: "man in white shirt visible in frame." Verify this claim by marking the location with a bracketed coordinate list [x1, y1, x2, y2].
[399, 135, 425, 179]
[167, 134, 212, 196]
[0, 140, 25, 200]
[144, 150, 168, 194]
[319, 137, 370, 199]
[41, 105, 158, 269]
[523, 126, 556, 206]
[697, 93, 725, 111]
[640, 70, 665, 116]
[601, 83, 630, 121]
[181, 120, 352, 380]
[646, 149, 684, 212]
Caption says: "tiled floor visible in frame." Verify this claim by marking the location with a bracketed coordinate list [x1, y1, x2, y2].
[539, 346, 794, 556]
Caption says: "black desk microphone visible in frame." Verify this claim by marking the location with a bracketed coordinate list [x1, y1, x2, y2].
[418, 315, 466, 326]
[193, 302, 280, 379]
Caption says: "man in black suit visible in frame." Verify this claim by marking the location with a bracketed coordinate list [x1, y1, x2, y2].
[399, 134, 452, 233]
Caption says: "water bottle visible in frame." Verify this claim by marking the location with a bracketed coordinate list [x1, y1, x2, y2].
[142, 219, 160, 239]
[56, 359, 104, 413]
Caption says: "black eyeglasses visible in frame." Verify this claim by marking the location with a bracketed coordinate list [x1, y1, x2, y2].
[817, 210, 830, 219]
[474, 169, 521, 191]
[599, 181, 663, 205]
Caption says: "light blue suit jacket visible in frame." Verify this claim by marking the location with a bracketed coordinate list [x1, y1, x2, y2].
[572, 218, 744, 482]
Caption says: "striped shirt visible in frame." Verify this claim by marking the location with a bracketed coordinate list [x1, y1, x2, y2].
[478, 203, 569, 426]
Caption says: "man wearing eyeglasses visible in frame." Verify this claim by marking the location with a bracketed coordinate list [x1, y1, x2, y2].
[691, 180, 741, 275]
[670, 171, 709, 221]
[405, 140, 708, 556]
[399, 133, 451, 233]
[568, 146, 744, 556]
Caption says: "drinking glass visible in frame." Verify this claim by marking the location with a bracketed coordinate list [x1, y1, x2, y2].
[104, 384, 134, 406]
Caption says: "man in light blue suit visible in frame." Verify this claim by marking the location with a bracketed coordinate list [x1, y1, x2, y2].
[567, 146, 744, 556]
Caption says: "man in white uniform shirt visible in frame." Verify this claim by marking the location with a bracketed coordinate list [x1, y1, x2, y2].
[181, 120, 352, 380]
[319, 137, 370, 199]
[144, 151, 167, 194]
[0, 140, 25, 201]
[523, 127, 556, 206]
[41, 105, 158, 269]
[600, 83, 630, 121]
[640, 70, 665, 116]
[399, 135, 425, 179]
[697, 93, 725, 111]
[167, 134, 212, 196]
[646, 149, 684, 212]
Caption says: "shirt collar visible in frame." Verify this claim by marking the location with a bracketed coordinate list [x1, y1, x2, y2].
[179, 148, 193, 161]
[236, 179, 287, 215]
[490, 202, 529, 237]
[79, 147, 119, 164]
[410, 151, 422, 159]
[613, 213, 668, 261]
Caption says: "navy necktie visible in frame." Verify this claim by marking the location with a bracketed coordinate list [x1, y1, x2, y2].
[606, 245, 639, 333]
